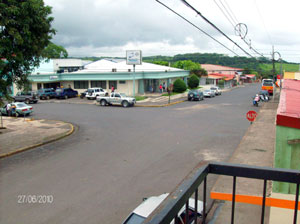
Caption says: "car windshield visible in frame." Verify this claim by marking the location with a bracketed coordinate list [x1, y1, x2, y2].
[123, 213, 145, 224]
[204, 90, 210, 92]
[211, 87, 216, 90]
[56, 89, 63, 93]
[87, 89, 94, 93]
[120, 93, 127, 97]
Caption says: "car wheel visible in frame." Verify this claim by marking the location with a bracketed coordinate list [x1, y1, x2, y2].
[100, 99, 107, 106]
[122, 100, 129, 108]
[188, 98, 191, 101]
[25, 99, 30, 104]
[46, 96, 50, 100]
[64, 95, 68, 99]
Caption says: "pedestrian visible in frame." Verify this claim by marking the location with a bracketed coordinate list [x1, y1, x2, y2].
[6, 103, 11, 116]
[163, 82, 166, 92]
[111, 85, 115, 93]
[159, 84, 163, 93]
[11, 104, 16, 117]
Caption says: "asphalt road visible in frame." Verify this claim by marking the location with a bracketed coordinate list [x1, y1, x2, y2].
[0, 84, 261, 224]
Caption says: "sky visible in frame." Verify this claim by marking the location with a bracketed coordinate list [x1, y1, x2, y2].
[44, 0, 300, 63]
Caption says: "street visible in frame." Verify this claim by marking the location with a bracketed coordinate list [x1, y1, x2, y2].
[0, 84, 260, 224]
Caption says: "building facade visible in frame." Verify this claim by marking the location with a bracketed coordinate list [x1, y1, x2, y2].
[18, 59, 189, 96]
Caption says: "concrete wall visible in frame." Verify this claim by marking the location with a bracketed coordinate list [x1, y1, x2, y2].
[273, 125, 300, 194]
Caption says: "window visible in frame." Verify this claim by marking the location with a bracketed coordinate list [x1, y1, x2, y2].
[37, 83, 42, 89]
[114, 93, 121, 98]
[109, 81, 117, 89]
[119, 80, 126, 84]
[91, 81, 106, 89]
[74, 81, 88, 89]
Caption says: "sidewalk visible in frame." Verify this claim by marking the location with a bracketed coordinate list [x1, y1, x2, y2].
[208, 89, 280, 223]
[0, 117, 74, 158]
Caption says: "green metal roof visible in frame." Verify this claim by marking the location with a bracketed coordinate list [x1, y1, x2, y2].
[28, 70, 189, 82]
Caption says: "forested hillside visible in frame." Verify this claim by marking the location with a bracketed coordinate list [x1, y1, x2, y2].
[77, 53, 298, 78]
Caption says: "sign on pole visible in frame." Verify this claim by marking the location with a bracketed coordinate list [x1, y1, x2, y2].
[246, 110, 258, 123]
[126, 50, 142, 97]
[126, 50, 142, 65]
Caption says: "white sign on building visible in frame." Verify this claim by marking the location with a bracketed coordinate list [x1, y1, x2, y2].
[126, 50, 142, 65]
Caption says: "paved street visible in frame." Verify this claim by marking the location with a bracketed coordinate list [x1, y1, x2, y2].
[0, 84, 260, 224]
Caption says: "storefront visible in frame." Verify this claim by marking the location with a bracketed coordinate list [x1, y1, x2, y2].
[25, 59, 189, 96]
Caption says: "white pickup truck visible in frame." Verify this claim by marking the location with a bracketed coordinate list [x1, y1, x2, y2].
[96, 92, 136, 107]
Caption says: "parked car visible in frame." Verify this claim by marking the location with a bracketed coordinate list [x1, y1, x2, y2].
[122, 193, 203, 224]
[96, 92, 136, 107]
[55, 88, 78, 99]
[210, 86, 222, 95]
[203, 89, 215, 98]
[0, 102, 33, 117]
[188, 89, 204, 101]
[13, 91, 38, 104]
[37, 88, 56, 100]
[86, 87, 108, 100]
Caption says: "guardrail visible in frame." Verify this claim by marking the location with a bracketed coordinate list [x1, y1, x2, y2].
[143, 162, 300, 224]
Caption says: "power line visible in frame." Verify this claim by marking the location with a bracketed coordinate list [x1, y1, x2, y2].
[180, 0, 254, 57]
[253, 0, 273, 45]
[223, 0, 239, 24]
[155, 0, 240, 56]
[213, 0, 236, 29]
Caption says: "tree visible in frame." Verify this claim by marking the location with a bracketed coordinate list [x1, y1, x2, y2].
[188, 74, 199, 89]
[173, 79, 187, 93]
[172, 60, 201, 71]
[0, 0, 55, 105]
[42, 42, 68, 59]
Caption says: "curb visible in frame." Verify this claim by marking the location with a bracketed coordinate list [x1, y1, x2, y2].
[0, 121, 75, 159]
[135, 100, 186, 107]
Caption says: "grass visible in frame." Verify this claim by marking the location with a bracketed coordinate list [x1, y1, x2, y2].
[135, 96, 147, 101]
[259, 63, 300, 73]
[161, 92, 181, 96]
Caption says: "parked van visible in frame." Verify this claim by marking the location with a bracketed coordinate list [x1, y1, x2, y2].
[38, 88, 56, 100]
[262, 79, 274, 95]
[86, 88, 107, 100]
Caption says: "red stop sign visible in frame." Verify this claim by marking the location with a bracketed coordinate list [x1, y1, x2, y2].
[247, 110, 258, 122]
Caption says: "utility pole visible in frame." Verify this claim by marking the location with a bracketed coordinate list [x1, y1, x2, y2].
[272, 45, 276, 82]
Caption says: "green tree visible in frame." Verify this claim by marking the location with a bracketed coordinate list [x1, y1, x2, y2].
[188, 74, 199, 89]
[0, 0, 55, 105]
[172, 60, 200, 71]
[42, 42, 68, 59]
[173, 79, 187, 93]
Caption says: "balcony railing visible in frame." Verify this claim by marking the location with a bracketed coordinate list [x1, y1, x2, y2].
[143, 162, 300, 224]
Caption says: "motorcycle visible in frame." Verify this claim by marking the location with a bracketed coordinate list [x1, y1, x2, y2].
[80, 90, 88, 99]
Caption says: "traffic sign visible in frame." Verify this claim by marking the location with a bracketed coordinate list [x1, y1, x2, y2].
[246, 110, 258, 122]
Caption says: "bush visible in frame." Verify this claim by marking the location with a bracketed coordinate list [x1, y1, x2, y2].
[173, 79, 187, 93]
[188, 74, 200, 89]
[218, 79, 225, 87]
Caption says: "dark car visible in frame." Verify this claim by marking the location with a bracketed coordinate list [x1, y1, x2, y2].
[55, 88, 78, 99]
[38, 88, 56, 100]
[188, 89, 204, 101]
[13, 91, 39, 104]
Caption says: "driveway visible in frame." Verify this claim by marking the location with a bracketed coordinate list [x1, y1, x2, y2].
[0, 83, 261, 224]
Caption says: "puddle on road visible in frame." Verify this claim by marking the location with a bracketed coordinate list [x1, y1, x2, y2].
[194, 149, 222, 162]
[175, 104, 215, 112]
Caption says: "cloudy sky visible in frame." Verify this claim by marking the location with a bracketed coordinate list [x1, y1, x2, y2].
[44, 0, 300, 63]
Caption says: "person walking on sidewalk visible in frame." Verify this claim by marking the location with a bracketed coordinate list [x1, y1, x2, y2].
[6, 103, 11, 116]
[163, 82, 166, 92]
[111, 85, 115, 93]
[159, 84, 163, 93]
